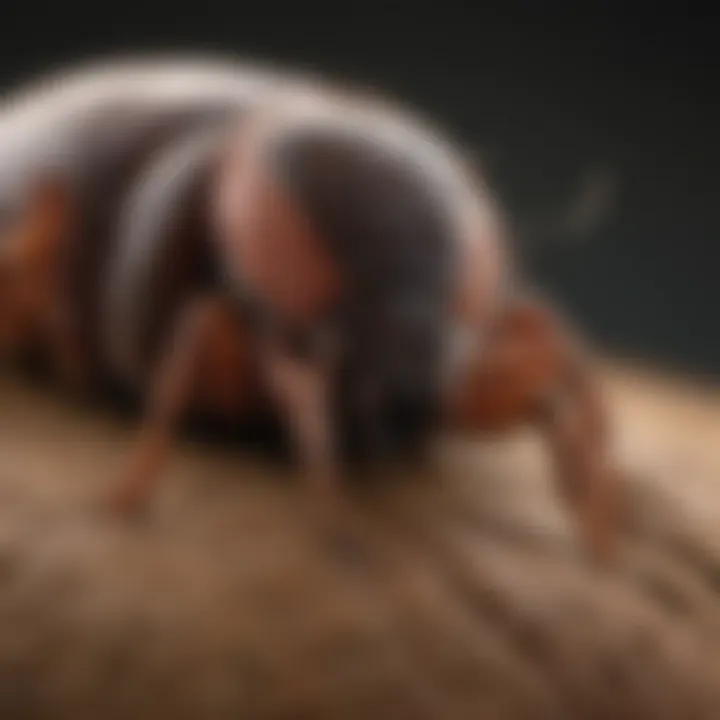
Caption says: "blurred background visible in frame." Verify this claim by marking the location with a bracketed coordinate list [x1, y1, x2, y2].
[1, 3, 716, 375]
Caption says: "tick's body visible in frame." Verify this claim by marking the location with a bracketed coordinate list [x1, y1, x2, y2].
[0, 58, 623, 560]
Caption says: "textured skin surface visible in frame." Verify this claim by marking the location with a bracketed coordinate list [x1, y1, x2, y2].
[0, 366, 719, 719]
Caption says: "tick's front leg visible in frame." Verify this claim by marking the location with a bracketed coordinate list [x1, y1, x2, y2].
[262, 343, 376, 564]
[447, 296, 625, 563]
[262, 343, 343, 522]
[108, 295, 256, 517]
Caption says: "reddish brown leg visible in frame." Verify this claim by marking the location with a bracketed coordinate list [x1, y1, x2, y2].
[108, 296, 256, 517]
[262, 344, 343, 525]
[541, 366, 621, 562]
[447, 296, 623, 562]
[0, 178, 76, 363]
[261, 345, 377, 564]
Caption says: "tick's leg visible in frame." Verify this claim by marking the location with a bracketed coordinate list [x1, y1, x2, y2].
[108, 296, 256, 517]
[447, 297, 624, 562]
[540, 366, 622, 563]
[0, 178, 76, 363]
[262, 344, 377, 565]
[262, 344, 342, 522]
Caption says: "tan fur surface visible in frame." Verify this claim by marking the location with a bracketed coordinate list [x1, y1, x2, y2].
[0, 364, 719, 718]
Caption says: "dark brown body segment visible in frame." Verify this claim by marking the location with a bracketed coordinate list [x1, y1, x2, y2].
[0, 60, 625, 559]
